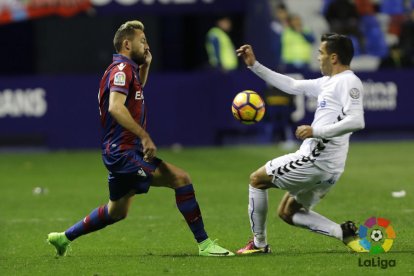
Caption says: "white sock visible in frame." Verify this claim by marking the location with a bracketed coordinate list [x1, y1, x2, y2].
[292, 210, 343, 240]
[248, 185, 268, 248]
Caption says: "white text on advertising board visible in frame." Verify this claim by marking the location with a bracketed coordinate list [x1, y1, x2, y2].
[0, 88, 47, 118]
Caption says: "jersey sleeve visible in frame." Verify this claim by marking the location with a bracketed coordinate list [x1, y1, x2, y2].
[249, 61, 322, 98]
[108, 63, 133, 95]
[313, 75, 365, 138]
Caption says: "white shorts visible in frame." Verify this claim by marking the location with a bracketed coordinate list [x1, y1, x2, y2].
[265, 152, 341, 209]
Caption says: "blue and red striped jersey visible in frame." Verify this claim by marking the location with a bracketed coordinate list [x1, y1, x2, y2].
[98, 54, 147, 154]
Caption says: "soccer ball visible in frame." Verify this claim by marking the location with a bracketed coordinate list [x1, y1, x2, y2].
[231, 90, 265, 124]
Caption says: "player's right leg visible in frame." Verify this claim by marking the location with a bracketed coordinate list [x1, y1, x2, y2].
[237, 166, 274, 255]
[47, 190, 135, 257]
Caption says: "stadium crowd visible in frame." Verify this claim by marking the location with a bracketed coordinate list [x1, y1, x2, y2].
[268, 0, 414, 71]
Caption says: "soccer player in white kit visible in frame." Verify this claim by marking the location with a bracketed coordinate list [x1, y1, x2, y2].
[236, 34, 367, 254]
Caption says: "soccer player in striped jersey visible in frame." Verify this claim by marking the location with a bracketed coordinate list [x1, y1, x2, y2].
[236, 34, 367, 254]
[47, 20, 233, 257]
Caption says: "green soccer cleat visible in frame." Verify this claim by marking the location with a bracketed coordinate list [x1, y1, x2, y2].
[198, 238, 235, 257]
[47, 232, 71, 256]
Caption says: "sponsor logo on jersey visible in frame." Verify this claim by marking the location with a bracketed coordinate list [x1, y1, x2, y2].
[317, 98, 327, 108]
[135, 91, 144, 100]
[350, 88, 360, 99]
[114, 72, 126, 86]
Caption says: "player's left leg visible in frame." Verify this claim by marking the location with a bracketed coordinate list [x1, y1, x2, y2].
[47, 190, 136, 256]
[277, 192, 368, 252]
[277, 192, 343, 238]
[150, 161, 234, 256]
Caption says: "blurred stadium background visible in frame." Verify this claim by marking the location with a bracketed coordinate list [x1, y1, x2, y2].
[1, 0, 413, 150]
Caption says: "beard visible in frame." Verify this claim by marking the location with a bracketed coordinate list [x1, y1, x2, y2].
[131, 50, 146, 65]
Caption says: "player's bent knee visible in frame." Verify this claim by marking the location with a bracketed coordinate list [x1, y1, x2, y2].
[178, 171, 191, 185]
[249, 169, 271, 189]
[249, 171, 260, 187]
[170, 171, 191, 188]
[107, 204, 129, 221]
[278, 207, 297, 225]
[108, 211, 128, 221]
[277, 195, 302, 225]
[278, 209, 294, 225]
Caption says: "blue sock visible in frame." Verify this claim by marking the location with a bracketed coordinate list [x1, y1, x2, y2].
[65, 204, 116, 241]
[175, 184, 208, 243]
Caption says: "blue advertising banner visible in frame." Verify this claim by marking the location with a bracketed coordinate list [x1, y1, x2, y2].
[0, 75, 101, 148]
[1, 69, 413, 149]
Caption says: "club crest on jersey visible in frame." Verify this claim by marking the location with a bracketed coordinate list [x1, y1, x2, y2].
[350, 88, 360, 99]
[117, 63, 126, 71]
[114, 72, 126, 86]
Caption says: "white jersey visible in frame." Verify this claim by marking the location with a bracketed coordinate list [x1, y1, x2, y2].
[250, 61, 365, 173]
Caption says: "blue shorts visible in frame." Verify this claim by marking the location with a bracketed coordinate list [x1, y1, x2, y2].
[102, 150, 162, 201]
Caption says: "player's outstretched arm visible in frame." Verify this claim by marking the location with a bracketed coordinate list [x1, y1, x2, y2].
[237, 45, 319, 97]
[109, 91, 157, 161]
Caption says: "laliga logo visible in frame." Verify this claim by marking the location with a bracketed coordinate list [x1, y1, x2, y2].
[359, 217, 396, 254]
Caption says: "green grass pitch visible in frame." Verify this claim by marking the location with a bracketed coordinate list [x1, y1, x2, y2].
[0, 141, 413, 275]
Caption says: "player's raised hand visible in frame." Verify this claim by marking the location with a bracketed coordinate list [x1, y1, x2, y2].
[295, 125, 313, 140]
[143, 49, 152, 66]
[236, 45, 256, 67]
[141, 134, 157, 162]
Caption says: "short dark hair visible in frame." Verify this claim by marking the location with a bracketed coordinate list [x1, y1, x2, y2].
[113, 20, 144, 53]
[276, 3, 287, 11]
[321, 33, 354, 65]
